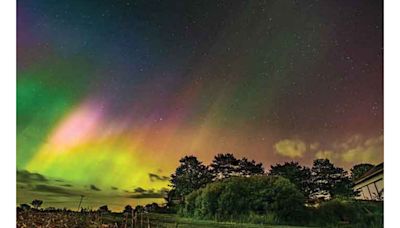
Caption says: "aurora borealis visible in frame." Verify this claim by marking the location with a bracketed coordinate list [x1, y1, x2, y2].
[17, 0, 383, 210]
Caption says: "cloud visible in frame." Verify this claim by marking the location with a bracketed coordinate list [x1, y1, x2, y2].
[17, 184, 26, 189]
[134, 187, 146, 193]
[364, 135, 383, 147]
[274, 139, 306, 158]
[336, 135, 382, 164]
[127, 188, 168, 199]
[310, 142, 320, 151]
[344, 134, 363, 147]
[314, 135, 383, 164]
[33, 184, 77, 196]
[17, 170, 48, 183]
[148, 173, 169, 182]
[128, 192, 164, 199]
[90, 185, 101, 191]
[17, 170, 85, 198]
[61, 184, 73, 187]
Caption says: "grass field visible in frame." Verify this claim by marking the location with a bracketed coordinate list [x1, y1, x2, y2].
[17, 210, 313, 228]
[138, 213, 312, 228]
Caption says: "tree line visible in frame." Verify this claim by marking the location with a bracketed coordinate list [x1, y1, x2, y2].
[167, 153, 374, 205]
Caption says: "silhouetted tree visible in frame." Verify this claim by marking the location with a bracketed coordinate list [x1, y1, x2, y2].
[311, 159, 355, 199]
[46, 207, 56, 212]
[123, 205, 133, 214]
[31, 199, 43, 209]
[238, 158, 264, 176]
[135, 205, 144, 213]
[145, 203, 160, 212]
[350, 163, 374, 181]
[269, 161, 312, 198]
[98, 205, 110, 213]
[170, 156, 213, 199]
[165, 189, 177, 207]
[20, 204, 31, 211]
[211, 153, 264, 179]
[210, 153, 240, 179]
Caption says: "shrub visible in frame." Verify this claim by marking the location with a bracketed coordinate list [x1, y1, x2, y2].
[98, 205, 110, 213]
[314, 198, 383, 227]
[19, 204, 31, 211]
[181, 175, 306, 224]
[258, 176, 306, 223]
[314, 198, 356, 225]
[31, 199, 43, 209]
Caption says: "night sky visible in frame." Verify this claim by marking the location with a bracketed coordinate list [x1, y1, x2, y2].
[17, 0, 383, 210]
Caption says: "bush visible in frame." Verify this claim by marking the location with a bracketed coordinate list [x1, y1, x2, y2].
[180, 176, 383, 227]
[180, 187, 199, 217]
[181, 175, 306, 224]
[313, 198, 383, 227]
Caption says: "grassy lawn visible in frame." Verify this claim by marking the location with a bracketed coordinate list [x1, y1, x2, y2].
[129, 213, 314, 228]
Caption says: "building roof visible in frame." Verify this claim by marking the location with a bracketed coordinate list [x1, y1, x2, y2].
[354, 162, 383, 185]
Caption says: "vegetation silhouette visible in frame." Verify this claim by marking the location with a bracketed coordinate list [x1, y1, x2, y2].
[31, 199, 43, 209]
[17, 154, 382, 227]
[167, 154, 382, 227]
[350, 163, 374, 181]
